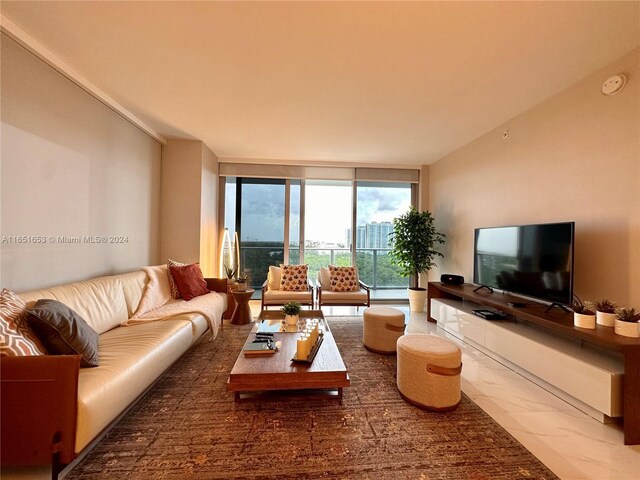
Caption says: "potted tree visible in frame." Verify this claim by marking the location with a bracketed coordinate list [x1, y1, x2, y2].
[614, 308, 640, 338]
[572, 299, 596, 329]
[389, 208, 446, 312]
[281, 301, 302, 326]
[594, 299, 617, 327]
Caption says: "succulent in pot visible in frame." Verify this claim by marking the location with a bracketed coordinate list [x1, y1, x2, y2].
[572, 299, 596, 329]
[614, 307, 640, 338]
[594, 299, 617, 327]
[235, 274, 248, 291]
[281, 301, 302, 326]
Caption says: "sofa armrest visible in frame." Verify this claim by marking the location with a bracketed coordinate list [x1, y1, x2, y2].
[359, 280, 371, 291]
[205, 277, 228, 294]
[1, 355, 81, 467]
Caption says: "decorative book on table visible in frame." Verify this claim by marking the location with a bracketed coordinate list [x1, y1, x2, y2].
[243, 341, 278, 356]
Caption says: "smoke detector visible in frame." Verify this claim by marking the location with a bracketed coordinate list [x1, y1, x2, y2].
[602, 74, 626, 96]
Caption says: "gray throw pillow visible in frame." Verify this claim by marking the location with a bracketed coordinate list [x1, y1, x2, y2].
[27, 299, 99, 367]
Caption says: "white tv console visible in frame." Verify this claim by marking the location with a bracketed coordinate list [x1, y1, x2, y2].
[427, 282, 640, 445]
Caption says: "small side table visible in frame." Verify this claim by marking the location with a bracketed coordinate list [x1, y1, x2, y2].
[230, 288, 255, 325]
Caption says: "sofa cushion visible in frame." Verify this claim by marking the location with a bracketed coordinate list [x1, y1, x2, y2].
[167, 259, 187, 299]
[169, 263, 209, 300]
[320, 290, 369, 304]
[117, 270, 148, 318]
[329, 265, 359, 292]
[19, 276, 128, 335]
[318, 267, 331, 291]
[263, 289, 313, 305]
[267, 266, 282, 291]
[74, 320, 193, 453]
[27, 299, 99, 368]
[0, 289, 46, 356]
[280, 264, 309, 292]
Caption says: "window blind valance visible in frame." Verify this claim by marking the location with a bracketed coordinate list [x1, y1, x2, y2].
[219, 163, 419, 183]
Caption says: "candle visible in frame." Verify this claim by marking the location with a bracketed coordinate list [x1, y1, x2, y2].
[297, 335, 307, 360]
[302, 334, 311, 358]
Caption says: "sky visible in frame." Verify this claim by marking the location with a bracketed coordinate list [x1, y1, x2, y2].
[225, 180, 411, 244]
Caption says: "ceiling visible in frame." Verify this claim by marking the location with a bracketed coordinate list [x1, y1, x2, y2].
[1, 1, 638, 165]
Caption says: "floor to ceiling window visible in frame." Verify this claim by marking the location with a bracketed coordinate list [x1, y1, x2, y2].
[355, 182, 412, 290]
[303, 180, 353, 284]
[221, 169, 417, 300]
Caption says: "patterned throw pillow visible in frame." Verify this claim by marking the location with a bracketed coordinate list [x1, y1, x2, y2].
[329, 266, 359, 292]
[0, 288, 46, 356]
[280, 264, 309, 292]
[167, 259, 187, 299]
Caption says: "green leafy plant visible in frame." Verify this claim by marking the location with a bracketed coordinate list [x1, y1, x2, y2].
[389, 207, 446, 290]
[572, 299, 595, 315]
[616, 307, 640, 323]
[280, 301, 301, 316]
[223, 264, 237, 280]
[594, 299, 616, 313]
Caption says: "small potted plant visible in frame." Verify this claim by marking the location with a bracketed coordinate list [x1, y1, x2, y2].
[235, 274, 248, 292]
[594, 299, 617, 327]
[614, 307, 640, 338]
[572, 299, 596, 329]
[281, 301, 302, 326]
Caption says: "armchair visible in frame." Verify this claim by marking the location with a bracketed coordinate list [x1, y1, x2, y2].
[316, 266, 370, 309]
[260, 266, 315, 310]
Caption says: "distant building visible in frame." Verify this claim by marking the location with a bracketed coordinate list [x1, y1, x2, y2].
[346, 222, 393, 249]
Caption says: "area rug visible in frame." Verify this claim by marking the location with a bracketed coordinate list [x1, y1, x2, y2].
[65, 318, 557, 480]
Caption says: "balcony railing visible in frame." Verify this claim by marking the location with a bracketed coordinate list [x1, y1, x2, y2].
[239, 245, 408, 291]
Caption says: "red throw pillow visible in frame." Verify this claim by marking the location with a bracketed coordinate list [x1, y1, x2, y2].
[169, 263, 209, 301]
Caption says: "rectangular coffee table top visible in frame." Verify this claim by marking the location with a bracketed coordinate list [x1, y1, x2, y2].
[227, 310, 350, 395]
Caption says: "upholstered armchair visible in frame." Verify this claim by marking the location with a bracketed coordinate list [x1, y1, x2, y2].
[260, 265, 315, 310]
[316, 266, 370, 309]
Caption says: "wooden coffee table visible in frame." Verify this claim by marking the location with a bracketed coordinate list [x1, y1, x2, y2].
[227, 310, 350, 401]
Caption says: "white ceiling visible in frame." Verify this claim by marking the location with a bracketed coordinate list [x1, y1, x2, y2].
[2, 1, 638, 165]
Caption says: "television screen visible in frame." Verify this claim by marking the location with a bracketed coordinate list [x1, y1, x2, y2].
[473, 222, 574, 305]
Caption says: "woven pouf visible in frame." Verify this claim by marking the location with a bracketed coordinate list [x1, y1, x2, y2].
[397, 334, 462, 411]
[362, 306, 405, 354]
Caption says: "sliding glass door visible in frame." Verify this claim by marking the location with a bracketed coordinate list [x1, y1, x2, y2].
[355, 182, 412, 289]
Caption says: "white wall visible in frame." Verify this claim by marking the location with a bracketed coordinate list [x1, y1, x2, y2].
[428, 49, 640, 306]
[0, 34, 162, 291]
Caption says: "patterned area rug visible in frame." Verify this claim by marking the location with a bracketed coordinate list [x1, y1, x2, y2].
[65, 318, 557, 479]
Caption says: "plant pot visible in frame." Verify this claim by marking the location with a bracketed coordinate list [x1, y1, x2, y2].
[596, 311, 616, 327]
[408, 288, 427, 312]
[285, 314, 299, 326]
[614, 319, 640, 338]
[573, 313, 596, 329]
[236, 282, 246, 292]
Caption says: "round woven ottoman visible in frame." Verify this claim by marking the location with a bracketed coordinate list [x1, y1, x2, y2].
[362, 306, 405, 354]
[397, 334, 462, 411]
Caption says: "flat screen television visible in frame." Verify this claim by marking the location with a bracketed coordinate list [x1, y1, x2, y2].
[473, 222, 575, 306]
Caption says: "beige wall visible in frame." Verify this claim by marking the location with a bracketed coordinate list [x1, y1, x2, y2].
[161, 140, 218, 276]
[0, 34, 162, 291]
[429, 48, 640, 306]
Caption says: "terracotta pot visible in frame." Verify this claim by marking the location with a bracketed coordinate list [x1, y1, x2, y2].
[236, 282, 246, 292]
[573, 313, 596, 329]
[614, 319, 640, 338]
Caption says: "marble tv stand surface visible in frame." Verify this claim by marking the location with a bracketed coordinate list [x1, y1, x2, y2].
[427, 282, 640, 445]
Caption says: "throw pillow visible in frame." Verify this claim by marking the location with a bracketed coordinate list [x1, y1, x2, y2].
[329, 265, 359, 292]
[267, 265, 282, 291]
[167, 259, 187, 299]
[280, 264, 309, 292]
[169, 263, 209, 301]
[27, 299, 99, 367]
[0, 289, 46, 356]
